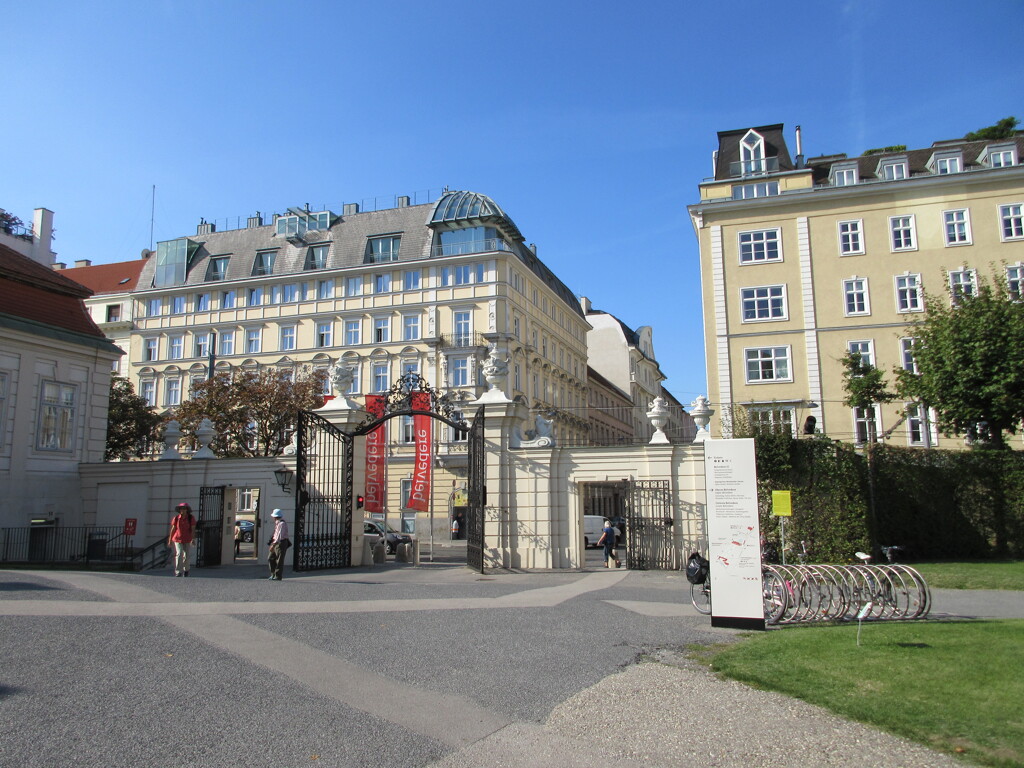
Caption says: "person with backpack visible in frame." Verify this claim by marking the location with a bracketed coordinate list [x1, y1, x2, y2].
[167, 502, 197, 577]
[597, 519, 619, 568]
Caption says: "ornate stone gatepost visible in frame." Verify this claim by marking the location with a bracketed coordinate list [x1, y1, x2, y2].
[192, 418, 218, 459]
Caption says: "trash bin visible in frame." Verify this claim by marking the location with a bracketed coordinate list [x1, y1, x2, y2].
[87, 533, 107, 560]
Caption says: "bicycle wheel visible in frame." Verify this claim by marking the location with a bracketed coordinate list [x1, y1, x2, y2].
[691, 580, 712, 615]
[762, 569, 788, 624]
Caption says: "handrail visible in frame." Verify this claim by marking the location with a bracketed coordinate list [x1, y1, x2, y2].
[132, 538, 171, 571]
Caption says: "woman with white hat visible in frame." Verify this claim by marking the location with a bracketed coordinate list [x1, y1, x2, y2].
[267, 509, 291, 580]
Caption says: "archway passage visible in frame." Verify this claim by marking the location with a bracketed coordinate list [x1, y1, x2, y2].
[293, 375, 481, 573]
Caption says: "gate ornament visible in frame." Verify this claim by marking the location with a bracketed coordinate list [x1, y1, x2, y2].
[690, 395, 714, 442]
[353, 373, 469, 433]
[511, 411, 555, 448]
[647, 396, 670, 444]
[478, 346, 511, 402]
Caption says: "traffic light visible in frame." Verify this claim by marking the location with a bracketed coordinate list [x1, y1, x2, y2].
[356, 495, 364, 509]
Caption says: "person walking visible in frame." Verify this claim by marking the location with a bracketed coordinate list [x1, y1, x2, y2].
[168, 502, 197, 577]
[597, 519, 618, 568]
[233, 521, 242, 557]
[267, 509, 291, 581]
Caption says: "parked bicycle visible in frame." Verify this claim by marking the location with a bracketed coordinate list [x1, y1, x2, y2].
[685, 552, 788, 622]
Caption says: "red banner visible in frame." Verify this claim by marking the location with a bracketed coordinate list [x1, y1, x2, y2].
[364, 394, 387, 513]
[408, 392, 432, 512]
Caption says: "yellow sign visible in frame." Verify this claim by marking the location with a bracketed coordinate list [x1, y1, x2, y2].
[452, 489, 468, 507]
[772, 490, 792, 517]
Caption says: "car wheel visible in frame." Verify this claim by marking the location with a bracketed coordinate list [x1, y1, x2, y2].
[244, 532, 253, 543]
[386, 542, 395, 555]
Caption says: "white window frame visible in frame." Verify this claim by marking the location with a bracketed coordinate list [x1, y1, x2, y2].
[171, 295, 186, 315]
[374, 273, 391, 294]
[738, 228, 782, 264]
[853, 405, 880, 444]
[847, 339, 874, 368]
[934, 155, 961, 175]
[906, 403, 938, 447]
[838, 219, 864, 255]
[165, 378, 181, 408]
[403, 270, 421, 291]
[247, 287, 263, 307]
[830, 165, 858, 187]
[842, 277, 870, 316]
[895, 273, 924, 313]
[732, 181, 779, 199]
[305, 244, 329, 271]
[373, 317, 390, 343]
[194, 333, 210, 359]
[889, 215, 917, 252]
[246, 328, 262, 354]
[744, 346, 792, 383]
[317, 279, 334, 300]
[899, 337, 918, 374]
[949, 269, 977, 304]
[450, 357, 470, 387]
[747, 406, 795, 436]
[219, 330, 234, 355]
[373, 363, 389, 392]
[346, 276, 363, 297]
[36, 381, 77, 452]
[282, 284, 299, 303]
[740, 284, 787, 322]
[403, 314, 421, 341]
[1006, 264, 1024, 301]
[279, 325, 296, 352]
[943, 209, 972, 246]
[879, 160, 908, 181]
[344, 319, 361, 346]
[315, 322, 332, 348]
[221, 290, 236, 309]
[144, 337, 159, 362]
[147, 298, 162, 318]
[1000, 204, 1024, 241]
[168, 335, 184, 360]
[985, 144, 1017, 168]
[141, 380, 156, 408]
[195, 292, 210, 312]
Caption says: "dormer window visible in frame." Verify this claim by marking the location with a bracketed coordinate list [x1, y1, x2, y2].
[304, 244, 329, 270]
[830, 162, 858, 187]
[367, 235, 401, 263]
[738, 130, 766, 175]
[878, 158, 908, 181]
[252, 250, 276, 276]
[205, 256, 230, 281]
[982, 143, 1017, 168]
[929, 151, 962, 175]
[276, 211, 331, 237]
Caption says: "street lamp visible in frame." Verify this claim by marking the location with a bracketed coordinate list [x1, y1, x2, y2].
[274, 467, 293, 492]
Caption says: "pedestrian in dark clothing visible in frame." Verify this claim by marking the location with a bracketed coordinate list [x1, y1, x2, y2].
[267, 509, 291, 580]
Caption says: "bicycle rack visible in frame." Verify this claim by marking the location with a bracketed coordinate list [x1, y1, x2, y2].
[761, 563, 931, 625]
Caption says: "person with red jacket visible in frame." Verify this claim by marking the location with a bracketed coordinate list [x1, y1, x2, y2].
[168, 502, 197, 577]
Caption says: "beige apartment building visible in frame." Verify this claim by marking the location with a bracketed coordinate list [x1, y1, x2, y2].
[689, 124, 1024, 446]
[103, 191, 591, 526]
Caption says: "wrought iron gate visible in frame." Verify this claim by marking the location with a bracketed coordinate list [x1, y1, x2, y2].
[294, 410, 353, 571]
[624, 480, 675, 570]
[466, 406, 486, 573]
[196, 486, 225, 567]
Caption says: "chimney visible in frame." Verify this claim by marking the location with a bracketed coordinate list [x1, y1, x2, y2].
[397, 196, 410, 208]
[52, 262, 67, 270]
[74, 259, 92, 268]
[795, 125, 805, 169]
[529, 243, 537, 255]
[197, 218, 216, 235]
[579, 296, 592, 313]
[247, 212, 264, 228]
[343, 203, 360, 216]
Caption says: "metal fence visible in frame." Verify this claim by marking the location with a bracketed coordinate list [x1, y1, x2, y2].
[0, 526, 139, 569]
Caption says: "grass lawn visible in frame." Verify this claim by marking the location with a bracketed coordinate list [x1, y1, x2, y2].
[911, 561, 1024, 591]
[700, 620, 1024, 768]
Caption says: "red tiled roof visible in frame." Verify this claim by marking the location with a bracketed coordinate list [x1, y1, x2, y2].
[0, 243, 106, 338]
[61, 257, 147, 294]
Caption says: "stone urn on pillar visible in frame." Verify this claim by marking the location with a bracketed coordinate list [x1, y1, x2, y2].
[690, 395, 714, 442]
[159, 420, 183, 460]
[192, 417, 218, 459]
[646, 396, 671, 444]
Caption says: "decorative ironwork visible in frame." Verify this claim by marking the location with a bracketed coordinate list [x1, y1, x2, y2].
[350, 374, 469, 436]
[196, 486, 225, 567]
[466, 406, 486, 573]
[624, 480, 676, 570]
[295, 410, 353, 571]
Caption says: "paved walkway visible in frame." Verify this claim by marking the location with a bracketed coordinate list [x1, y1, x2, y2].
[1, 563, 1020, 768]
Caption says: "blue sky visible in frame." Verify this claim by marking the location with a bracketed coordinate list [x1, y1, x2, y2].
[2, 0, 1021, 404]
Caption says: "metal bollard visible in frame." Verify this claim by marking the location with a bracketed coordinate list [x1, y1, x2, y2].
[411, 538, 420, 566]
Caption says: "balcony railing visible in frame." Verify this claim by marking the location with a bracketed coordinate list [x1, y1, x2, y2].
[432, 238, 513, 258]
[729, 157, 779, 177]
[440, 333, 487, 349]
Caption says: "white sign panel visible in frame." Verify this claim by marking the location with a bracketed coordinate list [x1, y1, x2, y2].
[704, 438, 765, 630]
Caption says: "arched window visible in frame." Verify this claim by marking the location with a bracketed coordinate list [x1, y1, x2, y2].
[740, 130, 765, 174]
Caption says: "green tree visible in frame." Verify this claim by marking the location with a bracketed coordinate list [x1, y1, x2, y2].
[105, 375, 162, 460]
[895, 275, 1024, 449]
[174, 368, 327, 457]
[963, 116, 1019, 141]
[840, 351, 896, 442]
